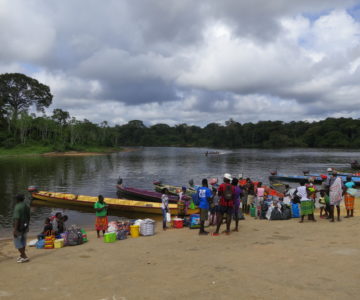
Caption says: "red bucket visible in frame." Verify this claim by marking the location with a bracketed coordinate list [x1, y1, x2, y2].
[172, 219, 183, 229]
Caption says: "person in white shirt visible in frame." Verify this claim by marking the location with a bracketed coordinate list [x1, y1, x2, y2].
[161, 188, 169, 230]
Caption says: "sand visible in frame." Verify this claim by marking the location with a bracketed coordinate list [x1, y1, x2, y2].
[1, 214, 360, 300]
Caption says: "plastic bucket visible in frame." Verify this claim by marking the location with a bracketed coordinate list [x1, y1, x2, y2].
[172, 218, 183, 229]
[130, 225, 140, 238]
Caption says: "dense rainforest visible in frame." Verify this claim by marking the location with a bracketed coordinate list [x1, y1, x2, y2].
[1, 73, 360, 152]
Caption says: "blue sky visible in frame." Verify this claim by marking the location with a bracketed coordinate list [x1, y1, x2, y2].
[1, 0, 360, 126]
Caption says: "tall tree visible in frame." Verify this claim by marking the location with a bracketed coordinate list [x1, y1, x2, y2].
[0, 73, 53, 121]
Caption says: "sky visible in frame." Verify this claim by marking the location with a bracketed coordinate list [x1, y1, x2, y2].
[1, 0, 360, 127]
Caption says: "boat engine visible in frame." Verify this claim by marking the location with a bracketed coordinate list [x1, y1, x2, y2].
[117, 177, 123, 185]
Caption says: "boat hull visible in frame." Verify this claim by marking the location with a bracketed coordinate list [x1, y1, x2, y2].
[31, 191, 199, 215]
[116, 185, 179, 203]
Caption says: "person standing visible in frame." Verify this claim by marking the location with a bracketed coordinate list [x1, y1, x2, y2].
[255, 182, 265, 219]
[344, 175, 356, 218]
[197, 179, 212, 235]
[327, 171, 344, 222]
[213, 173, 234, 236]
[294, 181, 316, 223]
[94, 195, 109, 238]
[161, 188, 170, 230]
[232, 177, 242, 231]
[246, 178, 255, 214]
[13, 194, 30, 263]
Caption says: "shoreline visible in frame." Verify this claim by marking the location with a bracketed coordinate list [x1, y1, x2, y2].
[1, 217, 359, 299]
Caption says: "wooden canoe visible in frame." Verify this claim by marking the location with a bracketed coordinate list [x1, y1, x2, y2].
[30, 191, 199, 215]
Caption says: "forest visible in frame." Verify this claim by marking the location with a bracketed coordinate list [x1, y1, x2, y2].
[1, 73, 360, 153]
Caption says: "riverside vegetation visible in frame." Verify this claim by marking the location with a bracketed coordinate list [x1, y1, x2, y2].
[1, 73, 360, 155]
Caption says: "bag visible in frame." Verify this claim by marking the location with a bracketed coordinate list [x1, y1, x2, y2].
[291, 203, 300, 218]
[36, 239, 45, 249]
[116, 230, 128, 240]
[192, 191, 200, 206]
[223, 184, 233, 201]
[190, 214, 200, 229]
[65, 226, 83, 246]
[166, 212, 171, 223]
[270, 208, 283, 220]
[281, 207, 292, 220]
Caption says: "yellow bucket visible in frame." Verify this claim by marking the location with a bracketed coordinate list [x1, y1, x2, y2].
[130, 225, 140, 238]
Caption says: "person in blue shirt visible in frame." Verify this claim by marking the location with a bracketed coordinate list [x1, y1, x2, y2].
[197, 178, 212, 235]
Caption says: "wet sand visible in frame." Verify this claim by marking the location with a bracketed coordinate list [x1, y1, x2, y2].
[1, 214, 360, 300]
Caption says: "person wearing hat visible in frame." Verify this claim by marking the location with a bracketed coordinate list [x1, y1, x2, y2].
[213, 173, 234, 236]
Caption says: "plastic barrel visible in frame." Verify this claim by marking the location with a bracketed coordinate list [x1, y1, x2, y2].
[250, 206, 256, 217]
[130, 225, 140, 238]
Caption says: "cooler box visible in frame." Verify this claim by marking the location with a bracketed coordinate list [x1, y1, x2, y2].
[190, 214, 200, 229]
[54, 239, 64, 249]
[172, 218, 183, 229]
[130, 225, 140, 238]
[104, 232, 117, 243]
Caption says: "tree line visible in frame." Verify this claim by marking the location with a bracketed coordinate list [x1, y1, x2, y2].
[1, 73, 360, 151]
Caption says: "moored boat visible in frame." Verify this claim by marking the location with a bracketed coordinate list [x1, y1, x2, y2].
[153, 181, 196, 197]
[116, 184, 182, 204]
[269, 173, 360, 186]
[30, 190, 199, 215]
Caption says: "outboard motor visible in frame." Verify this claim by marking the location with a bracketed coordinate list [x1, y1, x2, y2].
[117, 177, 123, 185]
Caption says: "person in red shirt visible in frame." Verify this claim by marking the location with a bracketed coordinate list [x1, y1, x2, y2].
[213, 173, 235, 236]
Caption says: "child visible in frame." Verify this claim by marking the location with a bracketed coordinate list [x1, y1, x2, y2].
[37, 217, 53, 240]
[318, 190, 328, 218]
[56, 215, 68, 235]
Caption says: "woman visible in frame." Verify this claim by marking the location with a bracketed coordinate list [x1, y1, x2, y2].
[161, 188, 169, 230]
[294, 180, 316, 223]
[328, 171, 343, 222]
[344, 176, 356, 218]
[255, 182, 265, 219]
[94, 195, 109, 238]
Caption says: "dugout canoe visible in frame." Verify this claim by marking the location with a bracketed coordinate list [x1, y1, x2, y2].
[153, 182, 196, 197]
[116, 184, 184, 204]
[30, 190, 199, 215]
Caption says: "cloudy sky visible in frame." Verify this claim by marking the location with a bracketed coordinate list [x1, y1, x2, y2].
[1, 0, 360, 126]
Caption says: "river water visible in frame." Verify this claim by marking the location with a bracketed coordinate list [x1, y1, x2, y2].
[1, 147, 359, 237]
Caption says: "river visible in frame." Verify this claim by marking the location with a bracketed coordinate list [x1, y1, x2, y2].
[1, 147, 359, 237]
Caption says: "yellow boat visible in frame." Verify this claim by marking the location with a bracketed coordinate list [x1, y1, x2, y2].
[30, 190, 200, 215]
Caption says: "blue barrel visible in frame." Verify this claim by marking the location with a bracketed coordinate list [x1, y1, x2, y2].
[291, 203, 300, 218]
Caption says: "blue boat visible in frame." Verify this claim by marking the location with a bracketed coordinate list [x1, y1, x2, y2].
[269, 174, 360, 186]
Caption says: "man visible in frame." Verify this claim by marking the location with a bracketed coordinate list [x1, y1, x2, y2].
[245, 178, 255, 214]
[197, 178, 212, 235]
[213, 173, 234, 236]
[13, 194, 31, 263]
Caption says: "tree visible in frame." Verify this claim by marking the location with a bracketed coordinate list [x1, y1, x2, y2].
[0, 73, 53, 121]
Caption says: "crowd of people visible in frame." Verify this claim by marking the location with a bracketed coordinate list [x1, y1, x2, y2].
[12, 170, 356, 262]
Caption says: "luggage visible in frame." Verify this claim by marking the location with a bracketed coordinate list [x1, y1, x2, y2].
[190, 214, 200, 229]
[116, 230, 128, 240]
[291, 203, 300, 218]
[140, 219, 156, 236]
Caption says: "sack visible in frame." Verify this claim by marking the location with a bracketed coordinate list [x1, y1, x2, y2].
[190, 214, 200, 229]
[116, 230, 128, 240]
[281, 207, 292, 220]
[166, 212, 171, 223]
[192, 191, 200, 206]
[223, 184, 233, 201]
[270, 208, 283, 220]
[36, 239, 45, 249]
[65, 226, 83, 246]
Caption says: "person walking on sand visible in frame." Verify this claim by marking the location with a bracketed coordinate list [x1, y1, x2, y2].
[245, 178, 255, 214]
[161, 188, 170, 230]
[13, 194, 30, 263]
[232, 177, 242, 232]
[94, 195, 109, 238]
[213, 173, 234, 236]
[294, 180, 316, 223]
[327, 171, 344, 222]
[344, 175, 356, 218]
[197, 178, 212, 235]
[255, 182, 265, 219]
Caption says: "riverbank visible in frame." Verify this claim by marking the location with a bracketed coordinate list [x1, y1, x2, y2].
[0, 145, 136, 157]
[1, 217, 359, 299]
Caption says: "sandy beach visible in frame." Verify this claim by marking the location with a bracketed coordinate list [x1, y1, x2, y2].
[1, 214, 360, 300]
